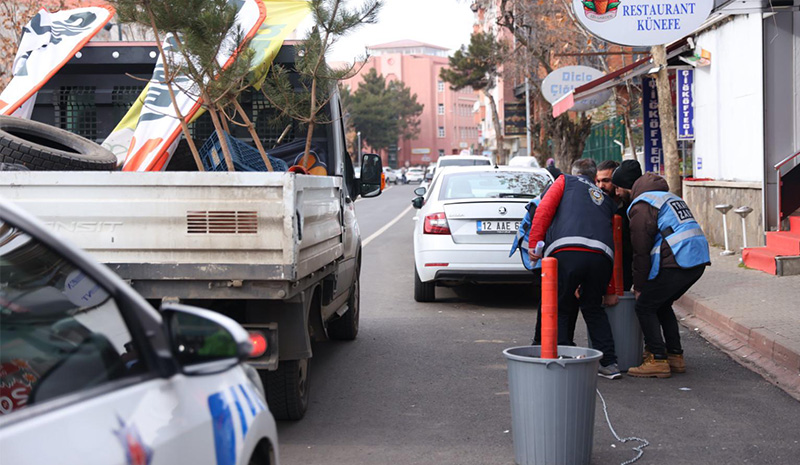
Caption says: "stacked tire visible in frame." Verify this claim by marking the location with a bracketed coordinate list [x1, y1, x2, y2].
[0, 116, 117, 171]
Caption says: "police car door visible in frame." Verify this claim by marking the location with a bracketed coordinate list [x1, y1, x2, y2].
[0, 213, 269, 465]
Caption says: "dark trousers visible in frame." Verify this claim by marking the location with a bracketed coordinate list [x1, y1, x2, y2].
[635, 265, 706, 357]
[541, 251, 616, 366]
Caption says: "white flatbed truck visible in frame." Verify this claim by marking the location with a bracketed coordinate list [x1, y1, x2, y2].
[0, 69, 382, 420]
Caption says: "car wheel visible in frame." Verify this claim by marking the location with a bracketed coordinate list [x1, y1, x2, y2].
[263, 358, 310, 421]
[414, 266, 435, 302]
[327, 262, 360, 340]
[0, 116, 117, 170]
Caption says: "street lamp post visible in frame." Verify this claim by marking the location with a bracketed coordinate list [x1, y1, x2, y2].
[357, 131, 361, 165]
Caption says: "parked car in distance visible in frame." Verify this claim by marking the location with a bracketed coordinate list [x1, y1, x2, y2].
[411, 166, 553, 302]
[436, 154, 493, 169]
[508, 156, 541, 169]
[0, 199, 280, 465]
[406, 167, 425, 184]
[383, 166, 398, 184]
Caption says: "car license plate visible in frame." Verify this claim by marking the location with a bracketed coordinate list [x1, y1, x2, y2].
[476, 220, 519, 234]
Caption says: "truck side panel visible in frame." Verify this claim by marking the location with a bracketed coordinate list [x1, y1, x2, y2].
[0, 171, 343, 287]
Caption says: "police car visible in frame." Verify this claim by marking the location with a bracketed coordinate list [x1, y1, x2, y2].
[0, 199, 279, 465]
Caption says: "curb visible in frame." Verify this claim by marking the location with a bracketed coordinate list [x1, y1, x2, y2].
[674, 293, 800, 401]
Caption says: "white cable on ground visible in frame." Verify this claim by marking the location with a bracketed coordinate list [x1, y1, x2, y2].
[597, 389, 649, 465]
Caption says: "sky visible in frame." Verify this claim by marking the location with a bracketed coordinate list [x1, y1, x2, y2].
[312, 0, 476, 63]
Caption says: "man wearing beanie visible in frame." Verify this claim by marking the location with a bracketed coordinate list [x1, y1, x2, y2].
[596, 159, 634, 297]
[612, 160, 710, 378]
[529, 158, 621, 379]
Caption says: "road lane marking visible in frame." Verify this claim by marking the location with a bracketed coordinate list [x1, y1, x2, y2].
[362, 204, 413, 248]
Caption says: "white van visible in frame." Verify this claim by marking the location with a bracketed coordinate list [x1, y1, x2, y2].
[508, 156, 541, 168]
[436, 154, 494, 169]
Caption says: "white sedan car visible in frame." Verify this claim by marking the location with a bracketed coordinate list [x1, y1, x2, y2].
[405, 168, 425, 184]
[411, 166, 552, 302]
[0, 200, 279, 465]
[382, 167, 397, 184]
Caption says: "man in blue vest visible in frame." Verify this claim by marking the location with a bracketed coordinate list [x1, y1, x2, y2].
[529, 159, 621, 379]
[612, 160, 710, 378]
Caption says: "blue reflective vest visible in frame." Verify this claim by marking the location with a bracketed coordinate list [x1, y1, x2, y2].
[628, 191, 710, 280]
[509, 198, 541, 271]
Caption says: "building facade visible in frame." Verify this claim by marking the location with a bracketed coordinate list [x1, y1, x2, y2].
[342, 40, 480, 168]
[684, 10, 799, 249]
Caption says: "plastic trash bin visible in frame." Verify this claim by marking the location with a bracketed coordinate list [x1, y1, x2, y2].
[589, 291, 643, 371]
[503, 345, 602, 465]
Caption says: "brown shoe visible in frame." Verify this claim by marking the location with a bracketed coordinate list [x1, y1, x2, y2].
[668, 354, 686, 373]
[628, 357, 671, 378]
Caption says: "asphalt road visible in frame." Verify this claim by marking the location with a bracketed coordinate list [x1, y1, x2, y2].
[277, 183, 800, 465]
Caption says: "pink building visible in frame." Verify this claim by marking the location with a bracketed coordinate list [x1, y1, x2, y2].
[341, 40, 480, 168]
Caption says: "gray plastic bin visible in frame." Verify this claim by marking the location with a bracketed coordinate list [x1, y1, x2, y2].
[589, 291, 643, 371]
[503, 346, 602, 465]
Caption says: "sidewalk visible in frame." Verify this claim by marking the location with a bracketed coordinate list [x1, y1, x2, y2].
[674, 246, 800, 400]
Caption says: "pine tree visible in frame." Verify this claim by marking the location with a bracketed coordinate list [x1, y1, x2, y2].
[440, 32, 507, 163]
[261, 0, 380, 172]
[343, 69, 423, 153]
[112, 0, 260, 171]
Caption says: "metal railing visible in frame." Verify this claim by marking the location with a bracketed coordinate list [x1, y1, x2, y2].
[774, 150, 800, 231]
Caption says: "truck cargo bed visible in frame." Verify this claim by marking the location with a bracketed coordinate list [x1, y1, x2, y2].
[0, 171, 343, 297]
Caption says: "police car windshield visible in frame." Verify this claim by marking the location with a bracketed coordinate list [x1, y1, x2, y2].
[439, 171, 550, 200]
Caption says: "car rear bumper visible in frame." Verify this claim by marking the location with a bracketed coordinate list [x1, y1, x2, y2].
[415, 240, 534, 283]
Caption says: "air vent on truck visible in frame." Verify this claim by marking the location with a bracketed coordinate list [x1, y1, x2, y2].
[186, 211, 258, 234]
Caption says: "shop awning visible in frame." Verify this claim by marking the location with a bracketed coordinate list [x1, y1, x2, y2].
[552, 39, 691, 117]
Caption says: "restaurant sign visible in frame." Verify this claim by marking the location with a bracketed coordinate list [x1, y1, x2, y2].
[572, 0, 714, 46]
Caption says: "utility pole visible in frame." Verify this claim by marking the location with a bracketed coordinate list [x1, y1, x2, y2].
[357, 131, 361, 165]
[651, 44, 681, 197]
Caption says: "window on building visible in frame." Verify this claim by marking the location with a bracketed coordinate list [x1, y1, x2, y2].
[438, 104, 444, 115]
[438, 149, 445, 157]
[438, 81, 445, 92]
[438, 127, 445, 138]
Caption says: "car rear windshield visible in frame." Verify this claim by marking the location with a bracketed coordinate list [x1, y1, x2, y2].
[438, 158, 492, 167]
[438, 171, 550, 200]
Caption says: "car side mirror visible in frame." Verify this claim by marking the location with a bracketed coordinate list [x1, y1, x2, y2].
[412, 197, 424, 209]
[161, 303, 251, 375]
[359, 153, 383, 198]
[414, 187, 426, 196]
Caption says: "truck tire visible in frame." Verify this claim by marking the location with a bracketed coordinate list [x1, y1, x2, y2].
[0, 116, 117, 171]
[263, 358, 309, 421]
[414, 266, 435, 302]
[327, 262, 360, 340]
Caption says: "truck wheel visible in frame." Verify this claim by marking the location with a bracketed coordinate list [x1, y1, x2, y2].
[263, 358, 309, 421]
[327, 263, 360, 340]
[0, 116, 117, 171]
[414, 266, 435, 302]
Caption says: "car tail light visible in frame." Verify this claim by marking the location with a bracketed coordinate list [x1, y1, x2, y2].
[248, 331, 268, 358]
[424, 212, 450, 235]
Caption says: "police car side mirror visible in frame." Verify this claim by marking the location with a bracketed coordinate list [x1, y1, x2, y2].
[412, 196, 424, 209]
[161, 303, 251, 375]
